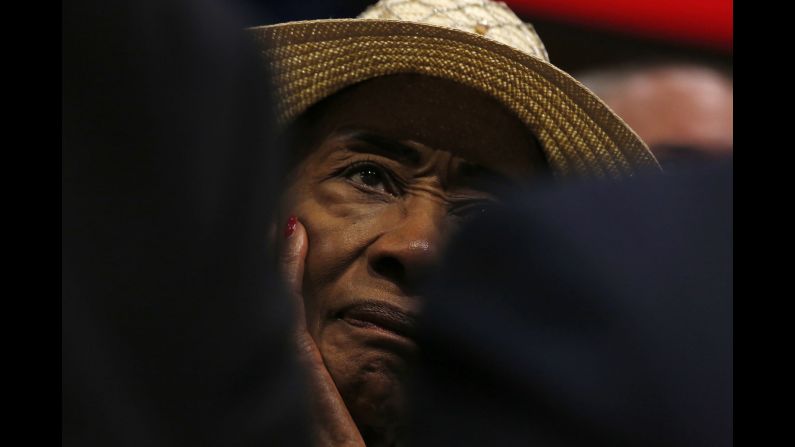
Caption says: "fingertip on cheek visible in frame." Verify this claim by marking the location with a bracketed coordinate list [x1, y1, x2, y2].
[285, 215, 298, 238]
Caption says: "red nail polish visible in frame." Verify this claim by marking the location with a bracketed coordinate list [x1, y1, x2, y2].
[284, 216, 297, 238]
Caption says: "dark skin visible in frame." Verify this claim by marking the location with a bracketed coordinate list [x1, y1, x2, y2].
[278, 75, 547, 446]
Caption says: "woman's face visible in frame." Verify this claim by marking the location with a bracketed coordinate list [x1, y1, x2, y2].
[281, 75, 546, 441]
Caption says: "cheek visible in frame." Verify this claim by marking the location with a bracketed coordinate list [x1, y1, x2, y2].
[305, 224, 362, 288]
[292, 184, 396, 319]
[301, 182, 397, 248]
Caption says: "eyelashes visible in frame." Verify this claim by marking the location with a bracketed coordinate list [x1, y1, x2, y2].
[339, 159, 402, 197]
[333, 157, 496, 218]
[449, 200, 494, 220]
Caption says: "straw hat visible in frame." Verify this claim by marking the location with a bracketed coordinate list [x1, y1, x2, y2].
[248, 0, 660, 178]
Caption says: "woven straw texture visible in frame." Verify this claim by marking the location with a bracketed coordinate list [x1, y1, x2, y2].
[249, 11, 660, 178]
[358, 0, 550, 62]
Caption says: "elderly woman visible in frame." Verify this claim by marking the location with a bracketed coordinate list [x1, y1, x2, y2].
[249, 1, 659, 445]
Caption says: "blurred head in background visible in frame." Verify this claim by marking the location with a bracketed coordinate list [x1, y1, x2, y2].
[579, 64, 732, 168]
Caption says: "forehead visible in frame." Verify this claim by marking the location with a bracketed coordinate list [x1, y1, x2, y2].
[289, 74, 547, 179]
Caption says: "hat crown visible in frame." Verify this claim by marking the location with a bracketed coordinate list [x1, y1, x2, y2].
[358, 0, 549, 62]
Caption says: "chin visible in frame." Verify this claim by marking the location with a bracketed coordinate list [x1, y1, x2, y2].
[321, 325, 415, 446]
[343, 356, 411, 447]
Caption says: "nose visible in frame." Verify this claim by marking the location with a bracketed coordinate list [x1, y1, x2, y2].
[366, 198, 446, 291]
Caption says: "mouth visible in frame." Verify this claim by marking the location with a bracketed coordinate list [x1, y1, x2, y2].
[337, 301, 419, 341]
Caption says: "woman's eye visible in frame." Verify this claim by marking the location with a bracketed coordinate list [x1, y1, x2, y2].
[344, 164, 396, 195]
[452, 201, 494, 219]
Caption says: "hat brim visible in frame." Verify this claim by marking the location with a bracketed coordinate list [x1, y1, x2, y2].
[248, 19, 660, 178]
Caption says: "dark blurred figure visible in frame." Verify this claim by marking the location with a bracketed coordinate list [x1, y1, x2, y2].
[63, 1, 308, 446]
[240, 0, 372, 25]
[411, 162, 732, 447]
[578, 64, 732, 170]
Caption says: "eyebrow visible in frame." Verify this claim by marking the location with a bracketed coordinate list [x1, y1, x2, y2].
[336, 128, 517, 192]
[338, 130, 422, 166]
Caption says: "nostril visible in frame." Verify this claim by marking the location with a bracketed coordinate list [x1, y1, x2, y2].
[372, 256, 406, 283]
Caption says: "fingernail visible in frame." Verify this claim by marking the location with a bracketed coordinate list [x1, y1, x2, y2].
[284, 216, 297, 238]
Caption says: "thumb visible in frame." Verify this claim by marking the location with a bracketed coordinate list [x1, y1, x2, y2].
[280, 216, 309, 331]
[281, 216, 307, 295]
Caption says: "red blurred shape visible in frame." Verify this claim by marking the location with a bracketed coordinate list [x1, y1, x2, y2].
[505, 0, 732, 51]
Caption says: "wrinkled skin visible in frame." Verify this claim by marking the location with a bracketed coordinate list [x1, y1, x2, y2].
[278, 75, 546, 446]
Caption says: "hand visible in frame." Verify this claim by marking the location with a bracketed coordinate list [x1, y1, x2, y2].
[281, 216, 366, 447]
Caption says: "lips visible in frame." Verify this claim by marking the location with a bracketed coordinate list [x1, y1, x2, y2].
[338, 302, 418, 340]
